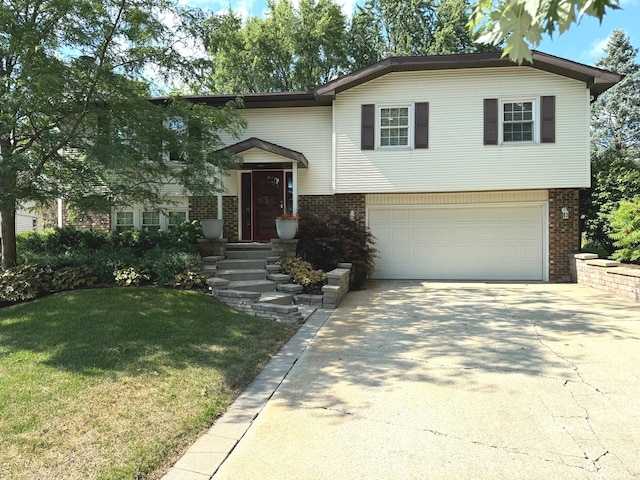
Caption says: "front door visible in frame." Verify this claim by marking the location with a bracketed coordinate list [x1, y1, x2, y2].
[252, 171, 284, 241]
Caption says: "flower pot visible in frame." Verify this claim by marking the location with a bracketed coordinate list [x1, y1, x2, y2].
[275, 219, 298, 239]
[201, 219, 223, 239]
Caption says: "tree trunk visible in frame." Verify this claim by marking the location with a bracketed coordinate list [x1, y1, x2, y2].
[1, 204, 17, 269]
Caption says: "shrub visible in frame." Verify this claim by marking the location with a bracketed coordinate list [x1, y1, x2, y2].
[296, 213, 377, 290]
[609, 198, 640, 263]
[114, 267, 152, 287]
[277, 257, 326, 294]
[166, 267, 208, 290]
[50, 266, 98, 292]
[143, 248, 201, 286]
[0, 265, 52, 304]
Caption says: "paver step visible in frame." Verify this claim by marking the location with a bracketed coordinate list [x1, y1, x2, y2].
[259, 292, 294, 305]
[217, 259, 267, 269]
[227, 279, 277, 293]
[216, 268, 268, 282]
[225, 249, 272, 260]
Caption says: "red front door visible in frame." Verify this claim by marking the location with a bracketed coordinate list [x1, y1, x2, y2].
[252, 171, 284, 241]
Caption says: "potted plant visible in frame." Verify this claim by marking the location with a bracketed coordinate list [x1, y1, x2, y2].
[275, 212, 300, 239]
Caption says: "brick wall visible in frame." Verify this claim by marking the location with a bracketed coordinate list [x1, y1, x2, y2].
[38, 200, 110, 232]
[548, 188, 580, 282]
[572, 253, 640, 302]
[299, 194, 366, 227]
[188, 196, 239, 241]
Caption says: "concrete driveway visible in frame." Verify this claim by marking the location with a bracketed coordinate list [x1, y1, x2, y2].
[211, 281, 640, 480]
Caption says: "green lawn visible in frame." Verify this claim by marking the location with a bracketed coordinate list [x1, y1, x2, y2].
[0, 288, 296, 480]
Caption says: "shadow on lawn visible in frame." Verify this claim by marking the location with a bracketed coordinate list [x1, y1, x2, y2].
[0, 287, 291, 379]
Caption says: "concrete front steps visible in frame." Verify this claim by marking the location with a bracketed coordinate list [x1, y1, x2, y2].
[204, 243, 312, 324]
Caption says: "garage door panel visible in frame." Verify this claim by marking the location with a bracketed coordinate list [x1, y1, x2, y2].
[369, 203, 545, 280]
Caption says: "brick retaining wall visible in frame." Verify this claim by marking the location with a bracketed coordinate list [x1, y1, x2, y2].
[571, 253, 640, 302]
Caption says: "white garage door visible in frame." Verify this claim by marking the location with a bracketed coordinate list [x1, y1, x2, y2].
[369, 203, 545, 280]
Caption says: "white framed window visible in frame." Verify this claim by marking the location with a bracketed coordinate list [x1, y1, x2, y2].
[115, 211, 134, 232]
[141, 211, 161, 232]
[378, 105, 411, 148]
[167, 211, 187, 229]
[502, 100, 535, 143]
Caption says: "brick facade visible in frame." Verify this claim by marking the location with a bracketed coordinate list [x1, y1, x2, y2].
[188, 196, 239, 241]
[298, 193, 366, 227]
[548, 188, 580, 282]
[39, 200, 110, 232]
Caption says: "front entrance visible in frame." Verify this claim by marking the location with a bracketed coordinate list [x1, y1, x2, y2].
[242, 170, 293, 241]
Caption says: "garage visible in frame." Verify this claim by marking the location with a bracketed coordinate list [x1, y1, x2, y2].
[368, 197, 547, 281]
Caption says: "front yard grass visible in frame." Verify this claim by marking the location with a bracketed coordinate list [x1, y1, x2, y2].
[0, 288, 296, 480]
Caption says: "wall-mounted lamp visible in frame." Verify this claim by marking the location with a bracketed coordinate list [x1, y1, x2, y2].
[349, 210, 355, 221]
[561, 207, 570, 219]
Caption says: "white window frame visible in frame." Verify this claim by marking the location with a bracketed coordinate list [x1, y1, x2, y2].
[141, 210, 161, 232]
[111, 207, 189, 232]
[500, 98, 537, 145]
[377, 104, 413, 149]
[164, 117, 187, 163]
[114, 210, 135, 232]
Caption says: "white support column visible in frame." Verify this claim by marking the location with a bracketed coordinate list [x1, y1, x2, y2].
[217, 193, 223, 220]
[292, 163, 298, 214]
[57, 198, 63, 228]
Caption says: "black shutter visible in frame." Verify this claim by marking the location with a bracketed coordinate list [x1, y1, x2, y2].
[484, 98, 499, 145]
[361, 104, 375, 150]
[541, 96, 556, 143]
[415, 102, 429, 149]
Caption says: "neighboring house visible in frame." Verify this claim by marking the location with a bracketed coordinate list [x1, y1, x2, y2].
[0, 203, 39, 241]
[87, 52, 624, 282]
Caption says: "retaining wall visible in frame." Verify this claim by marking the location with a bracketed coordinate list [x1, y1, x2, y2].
[571, 253, 640, 302]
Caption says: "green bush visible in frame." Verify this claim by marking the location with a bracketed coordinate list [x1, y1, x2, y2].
[143, 248, 201, 286]
[609, 198, 640, 263]
[0, 265, 52, 304]
[166, 267, 208, 290]
[114, 267, 152, 287]
[296, 213, 377, 290]
[277, 257, 326, 294]
[50, 266, 98, 292]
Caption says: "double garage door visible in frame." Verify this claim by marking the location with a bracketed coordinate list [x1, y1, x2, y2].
[368, 203, 546, 281]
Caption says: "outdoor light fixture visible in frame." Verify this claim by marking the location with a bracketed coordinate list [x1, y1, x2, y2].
[349, 210, 355, 221]
[561, 207, 570, 219]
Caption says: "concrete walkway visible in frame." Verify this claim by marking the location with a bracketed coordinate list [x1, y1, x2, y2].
[164, 281, 640, 480]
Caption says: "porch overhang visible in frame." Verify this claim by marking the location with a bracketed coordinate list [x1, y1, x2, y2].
[219, 137, 309, 168]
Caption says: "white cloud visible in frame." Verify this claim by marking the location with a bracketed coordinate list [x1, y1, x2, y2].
[583, 35, 610, 61]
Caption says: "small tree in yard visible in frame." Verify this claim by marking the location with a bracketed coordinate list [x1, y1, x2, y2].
[0, 0, 244, 269]
[609, 199, 640, 264]
[296, 213, 377, 290]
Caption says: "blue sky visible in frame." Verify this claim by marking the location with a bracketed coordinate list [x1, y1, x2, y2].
[185, 0, 640, 66]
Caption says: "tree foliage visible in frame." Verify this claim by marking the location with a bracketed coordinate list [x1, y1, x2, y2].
[205, 0, 349, 93]
[469, 0, 621, 63]
[0, 0, 244, 268]
[582, 30, 640, 254]
[609, 198, 640, 263]
[207, 0, 498, 92]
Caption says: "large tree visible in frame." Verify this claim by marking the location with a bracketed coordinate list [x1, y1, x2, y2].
[0, 0, 244, 269]
[582, 30, 640, 253]
[206, 0, 348, 93]
[469, 0, 621, 63]
[348, 0, 499, 71]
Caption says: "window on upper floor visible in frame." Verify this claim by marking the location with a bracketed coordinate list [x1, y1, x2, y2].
[484, 96, 555, 146]
[502, 101, 534, 143]
[361, 103, 429, 150]
[379, 106, 410, 147]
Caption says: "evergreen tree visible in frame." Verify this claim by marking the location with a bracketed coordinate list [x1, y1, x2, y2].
[582, 30, 640, 253]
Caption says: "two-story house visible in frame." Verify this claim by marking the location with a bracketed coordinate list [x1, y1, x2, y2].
[113, 51, 620, 282]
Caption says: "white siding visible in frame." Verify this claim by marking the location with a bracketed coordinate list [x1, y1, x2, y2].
[334, 67, 590, 194]
[220, 107, 333, 195]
